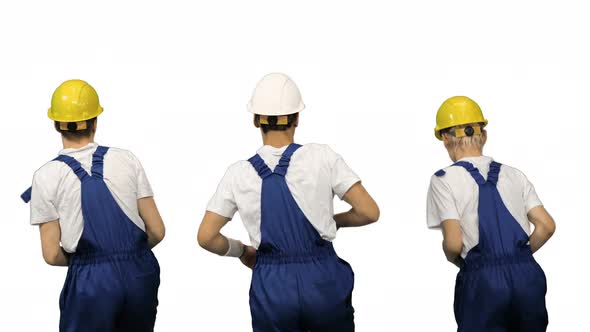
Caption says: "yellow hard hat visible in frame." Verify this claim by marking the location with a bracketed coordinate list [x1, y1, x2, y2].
[48, 79, 103, 122]
[434, 96, 488, 140]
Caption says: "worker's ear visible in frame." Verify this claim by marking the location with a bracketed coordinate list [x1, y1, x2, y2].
[91, 118, 98, 134]
[442, 132, 450, 145]
[481, 128, 487, 145]
[442, 132, 455, 156]
[293, 113, 299, 128]
[253, 114, 260, 128]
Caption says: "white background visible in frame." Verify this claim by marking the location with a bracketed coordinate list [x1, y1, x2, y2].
[1, 0, 587, 330]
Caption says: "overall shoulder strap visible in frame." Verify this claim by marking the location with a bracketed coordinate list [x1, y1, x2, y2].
[434, 169, 447, 177]
[248, 154, 273, 179]
[273, 143, 302, 176]
[452, 161, 486, 185]
[54, 155, 90, 181]
[20, 154, 90, 203]
[91, 146, 110, 179]
[487, 161, 502, 185]
[21, 187, 32, 203]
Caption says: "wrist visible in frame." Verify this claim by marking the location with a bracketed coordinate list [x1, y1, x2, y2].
[225, 238, 245, 258]
[238, 244, 247, 258]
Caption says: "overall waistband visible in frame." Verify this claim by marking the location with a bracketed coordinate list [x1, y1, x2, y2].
[69, 247, 151, 265]
[462, 252, 535, 272]
[256, 242, 337, 264]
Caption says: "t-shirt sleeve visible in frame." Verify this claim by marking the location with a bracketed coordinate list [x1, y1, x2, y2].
[206, 166, 238, 219]
[426, 174, 460, 229]
[523, 174, 543, 213]
[325, 146, 361, 200]
[30, 168, 60, 225]
[132, 153, 154, 199]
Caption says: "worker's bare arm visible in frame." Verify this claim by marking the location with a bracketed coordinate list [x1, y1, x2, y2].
[39, 221, 69, 266]
[527, 206, 556, 253]
[441, 219, 463, 268]
[138, 197, 165, 249]
[198, 211, 256, 268]
[198, 211, 232, 255]
[334, 182, 380, 228]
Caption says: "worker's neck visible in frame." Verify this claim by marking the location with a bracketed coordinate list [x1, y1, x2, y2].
[62, 136, 94, 150]
[452, 147, 483, 162]
[262, 130, 295, 148]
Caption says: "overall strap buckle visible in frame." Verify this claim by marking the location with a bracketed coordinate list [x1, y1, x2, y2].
[91, 146, 110, 178]
[54, 155, 90, 181]
[452, 161, 486, 185]
[20, 146, 111, 203]
[248, 143, 303, 179]
[248, 154, 273, 179]
[487, 161, 502, 185]
[273, 143, 302, 176]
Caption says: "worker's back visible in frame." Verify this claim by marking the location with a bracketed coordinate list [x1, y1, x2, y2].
[29, 143, 153, 252]
[427, 155, 542, 258]
[207, 143, 360, 247]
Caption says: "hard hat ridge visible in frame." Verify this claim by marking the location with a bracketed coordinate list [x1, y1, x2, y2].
[48, 79, 103, 123]
[248, 73, 305, 116]
[434, 96, 488, 140]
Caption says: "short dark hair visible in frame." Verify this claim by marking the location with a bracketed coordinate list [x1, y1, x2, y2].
[54, 117, 96, 140]
[254, 113, 298, 134]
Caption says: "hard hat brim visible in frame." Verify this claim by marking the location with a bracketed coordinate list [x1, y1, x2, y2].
[435, 119, 488, 140]
[48, 106, 103, 122]
[247, 102, 305, 116]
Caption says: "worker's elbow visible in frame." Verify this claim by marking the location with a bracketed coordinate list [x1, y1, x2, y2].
[155, 225, 166, 243]
[445, 255, 453, 264]
[366, 205, 380, 224]
[43, 255, 56, 266]
[42, 249, 60, 266]
[359, 204, 380, 225]
[442, 239, 462, 257]
[545, 221, 556, 239]
[148, 225, 166, 246]
[197, 230, 212, 249]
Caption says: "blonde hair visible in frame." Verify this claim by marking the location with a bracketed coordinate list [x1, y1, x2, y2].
[443, 124, 487, 149]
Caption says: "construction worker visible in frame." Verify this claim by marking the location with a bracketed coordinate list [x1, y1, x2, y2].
[427, 96, 556, 331]
[21, 79, 165, 331]
[198, 73, 379, 332]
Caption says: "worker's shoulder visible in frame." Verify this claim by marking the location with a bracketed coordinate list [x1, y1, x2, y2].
[496, 161, 529, 180]
[432, 160, 528, 181]
[496, 161, 518, 171]
[297, 143, 341, 159]
[104, 146, 141, 163]
[427, 164, 451, 187]
[226, 159, 256, 175]
[432, 163, 461, 178]
[33, 158, 66, 179]
[429, 163, 473, 188]
[299, 142, 332, 152]
[228, 143, 338, 169]
[104, 146, 135, 157]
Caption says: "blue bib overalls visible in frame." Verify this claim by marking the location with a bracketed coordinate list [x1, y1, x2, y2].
[22, 146, 160, 332]
[247, 144, 355, 332]
[437, 161, 548, 332]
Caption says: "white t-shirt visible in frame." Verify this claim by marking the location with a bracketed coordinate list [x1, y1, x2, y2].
[426, 156, 543, 258]
[206, 143, 360, 249]
[29, 143, 153, 253]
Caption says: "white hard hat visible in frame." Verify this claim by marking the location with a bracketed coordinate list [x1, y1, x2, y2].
[247, 73, 305, 116]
